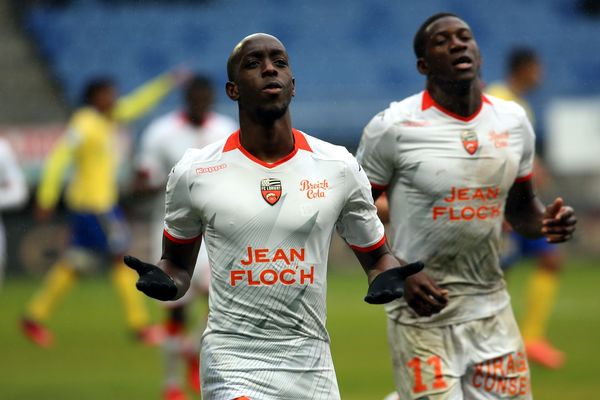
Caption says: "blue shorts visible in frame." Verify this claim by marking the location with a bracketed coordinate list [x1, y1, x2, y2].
[501, 231, 556, 270]
[69, 206, 131, 256]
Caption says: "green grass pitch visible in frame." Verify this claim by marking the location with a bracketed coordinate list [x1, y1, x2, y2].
[1, 258, 598, 399]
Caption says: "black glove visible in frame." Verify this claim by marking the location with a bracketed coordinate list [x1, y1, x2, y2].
[124, 255, 178, 301]
[364, 261, 424, 304]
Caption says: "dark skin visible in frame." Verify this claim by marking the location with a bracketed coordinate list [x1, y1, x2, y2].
[146, 33, 408, 299]
[186, 86, 214, 127]
[372, 16, 576, 317]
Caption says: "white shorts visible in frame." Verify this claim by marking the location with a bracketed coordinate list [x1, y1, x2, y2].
[201, 334, 340, 400]
[388, 305, 532, 399]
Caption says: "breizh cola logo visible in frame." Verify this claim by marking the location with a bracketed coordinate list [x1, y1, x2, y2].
[261, 178, 282, 205]
[461, 130, 479, 155]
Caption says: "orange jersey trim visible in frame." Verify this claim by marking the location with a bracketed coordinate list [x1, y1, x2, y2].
[223, 129, 312, 169]
[350, 235, 386, 252]
[370, 181, 388, 191]
[515, 172, 533, 183]
[422, 90, 491, 122]
[163, 229, 201, 244]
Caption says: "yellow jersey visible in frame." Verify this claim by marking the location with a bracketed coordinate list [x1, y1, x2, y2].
[37, 73, 176, 213]
[485, 82, 535, 126]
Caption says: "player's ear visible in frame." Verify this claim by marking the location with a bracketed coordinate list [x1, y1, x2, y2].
[225, 81, 239, 101]
[291, 77, 296, 97]
[417, 58, 428, 76]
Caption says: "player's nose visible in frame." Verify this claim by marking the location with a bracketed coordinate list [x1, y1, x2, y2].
[262, 60, 278, 76]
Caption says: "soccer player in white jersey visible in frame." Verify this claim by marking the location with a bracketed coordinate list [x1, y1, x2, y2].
[357, 13, 577, 400]
[0, 137, 28, 289]
[124, 33, 423, 400]
[135, 75, 237, 400]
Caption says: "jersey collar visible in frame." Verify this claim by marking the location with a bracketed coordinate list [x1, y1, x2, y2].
[422, 90, 491, 122]
[223, 128, 312, 169]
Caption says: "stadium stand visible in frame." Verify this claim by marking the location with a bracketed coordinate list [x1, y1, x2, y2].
[20, 0, 600, 144]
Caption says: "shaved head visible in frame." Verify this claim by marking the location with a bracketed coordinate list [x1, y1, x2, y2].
[227, 33, 285, 82]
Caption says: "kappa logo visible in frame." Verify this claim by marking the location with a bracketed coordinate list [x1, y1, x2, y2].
[196, 163, 227, 175]
[461, 130, 479, 155]
[261, 178, 282, 205]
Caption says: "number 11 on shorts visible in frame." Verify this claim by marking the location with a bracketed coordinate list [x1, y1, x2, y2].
[407, 355, 448, 393]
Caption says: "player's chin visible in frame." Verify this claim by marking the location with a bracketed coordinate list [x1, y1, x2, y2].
[452, 70, 478, 82]
[256, 103, 289, 120]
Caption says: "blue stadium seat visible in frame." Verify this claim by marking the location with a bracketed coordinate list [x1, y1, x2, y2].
[24, 0, 600, 145]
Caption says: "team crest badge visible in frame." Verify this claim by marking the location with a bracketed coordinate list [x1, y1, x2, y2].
[461, 130, 479, 155]
[261, 178, 282, 206]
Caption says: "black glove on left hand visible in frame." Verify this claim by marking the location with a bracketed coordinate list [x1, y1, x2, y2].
[364, 261, 424, 304]
[124, 255, 178, 301]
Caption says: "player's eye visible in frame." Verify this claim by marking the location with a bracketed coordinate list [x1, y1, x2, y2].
[244, 60, 260, 68]
[433, 36, 446, 45]
[274, 59, 288, 67]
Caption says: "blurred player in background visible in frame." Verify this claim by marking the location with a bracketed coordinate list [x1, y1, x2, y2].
[486, 47, 566, 369]
[21, 70, 187, 347]
[0, 137, 28, 289]
[134, 74, 237, 400]
[124, 33, 422, 400]
[358, 14, 576, 399]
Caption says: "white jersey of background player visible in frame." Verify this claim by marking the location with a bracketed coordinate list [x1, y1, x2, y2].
[134, 77, 236, 398]
[125, 34, 423, 400]
[135, 78, 236, 294]
[358, 14, 576, 400]
[0, 137, 28, 288]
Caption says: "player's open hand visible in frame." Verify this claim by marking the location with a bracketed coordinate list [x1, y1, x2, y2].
[403, 271, 449, 317]
[124, 255, 177, 301]
[365, 262, 424, 304]
[542, 197, 576, 243]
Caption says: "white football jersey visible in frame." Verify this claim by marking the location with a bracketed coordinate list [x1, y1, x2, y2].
[357, 91, 535, 328]
[0, 138, 28, 286]
[164, 129, 385, 400]
[136, 110, 237, 264]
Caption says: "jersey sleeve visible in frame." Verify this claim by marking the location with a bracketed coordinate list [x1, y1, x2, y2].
[0, 140, 28, 210]
[516, 110, 536, 181]
[36, 121, 82, 210]
[355, 110, 397, 190]
[163, 153, 202, 242]
[112, 73, 175, 123]
[335, 151, 386, 251]
[135, 121, 168, 188]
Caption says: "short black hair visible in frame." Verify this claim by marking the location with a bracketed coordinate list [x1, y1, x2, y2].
[81, 77, 114, 105]
[413, 12, 461, 58]
[184, 74, 213, 99]
[507, 47, 539, 74]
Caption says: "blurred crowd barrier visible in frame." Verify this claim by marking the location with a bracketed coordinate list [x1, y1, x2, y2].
[1, 114, 598, 279]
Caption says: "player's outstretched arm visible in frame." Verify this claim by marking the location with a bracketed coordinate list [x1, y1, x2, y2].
[124, 255, 179, 301]
[353, 243, 425, 305]
[124, 235, 200, 301]
[506, 180, 576, 243]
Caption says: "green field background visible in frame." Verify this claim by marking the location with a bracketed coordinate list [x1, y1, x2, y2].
[1, 258, 598, 399]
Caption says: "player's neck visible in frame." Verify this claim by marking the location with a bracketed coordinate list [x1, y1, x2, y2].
[238, 114, 295, 163]
[427, 80, 482, 118]
[507, 76, 528, 98]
